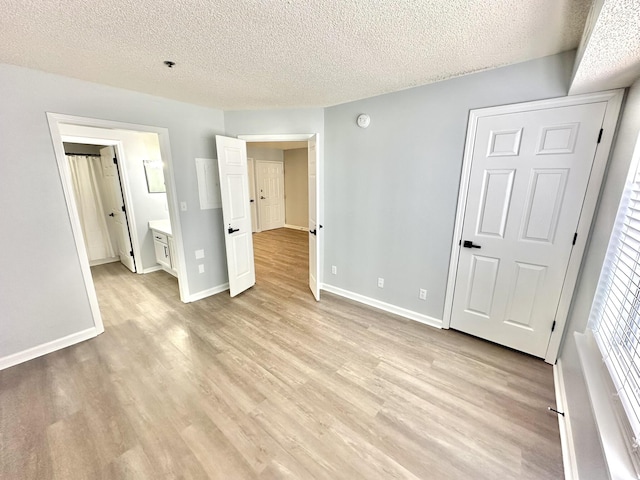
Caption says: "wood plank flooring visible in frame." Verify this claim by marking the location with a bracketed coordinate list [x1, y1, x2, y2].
[0, 228, 563, 479]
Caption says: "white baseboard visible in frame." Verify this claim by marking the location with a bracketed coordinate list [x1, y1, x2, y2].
[321, 284, 442, 329]
[185, 282, 229, 302]
[140, 265, 163, 274]
[0, 327, 99, 371]
[554, 359, 579, 480]
[284, 224, 307, 231]
[89, 257, 119, 267]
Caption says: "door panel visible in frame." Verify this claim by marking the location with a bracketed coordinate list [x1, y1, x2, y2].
[450, 102, 608, 357]
[216, 136, 255, 297]
[100, 146, 135, 272]
[308, 136, 320, 301]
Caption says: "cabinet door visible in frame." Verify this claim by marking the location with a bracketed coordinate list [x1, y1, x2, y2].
[153, 239, 171, 269]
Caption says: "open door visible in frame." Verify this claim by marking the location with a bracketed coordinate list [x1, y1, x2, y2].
[100, 146, 136, 272]
[308, 135, 320, 301]
[215, 135, 256, 297]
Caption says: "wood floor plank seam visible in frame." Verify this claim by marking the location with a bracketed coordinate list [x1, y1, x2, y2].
[0, 228, 563, 479]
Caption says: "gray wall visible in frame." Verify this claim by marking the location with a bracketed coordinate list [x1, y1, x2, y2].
[284, 148, 309, 228]
[557, 79, 640, 477]
[0, 63, 226, 358]
[323, 51, 575, 319]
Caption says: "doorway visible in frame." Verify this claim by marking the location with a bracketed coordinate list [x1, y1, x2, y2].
[216, 133, 321, 300]
[48, 113, 187, 333]
[63, 142, 137, 272]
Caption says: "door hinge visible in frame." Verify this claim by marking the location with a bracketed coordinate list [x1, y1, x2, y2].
[572, 232, 578, 245]
[597, 128, 603, 144]
[129, 250, 134, 257]
[121, 205, 126, 212]
[113, 157, 117, 164]
[551, 320, 556, 332]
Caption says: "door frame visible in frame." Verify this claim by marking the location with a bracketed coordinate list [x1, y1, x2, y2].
[61, 136, 139, 272]
[238, 133, 322, 292]
[47, 113, 189, 335]
[442, 90, 624, 363]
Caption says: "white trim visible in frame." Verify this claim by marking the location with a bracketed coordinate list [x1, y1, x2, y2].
[184, 283, 229, 302]
[284, 224, 307, 231]
[440, 90, 625, 364]
[238, 134, 315, 142]
[141, 265, 163, 274]
[321, 283, 442, 329]
[89, 257, 120, 267]
[576, 330, 640, 479]
[47, 113, 191, 314]
[0, 327, 98, 371]
[554, 359, 579, 480]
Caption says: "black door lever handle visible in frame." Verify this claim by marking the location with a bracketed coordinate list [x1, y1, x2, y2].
[463, 240, 481, 249]
[108, 213, 115, 217]
[309, 229, 316, 235]
[228, 226, 240, 234]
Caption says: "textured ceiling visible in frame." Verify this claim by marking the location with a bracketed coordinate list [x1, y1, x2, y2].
[0, 0, 591, 109]
[570, 0, 640, 94]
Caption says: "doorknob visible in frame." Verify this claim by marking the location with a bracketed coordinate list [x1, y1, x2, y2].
[250, 199, 254, 203]
[309, 229, 317, 235]
[108, 213, 115, 217]
[228, 225, 240, 234]
[462, 240, 481, 249]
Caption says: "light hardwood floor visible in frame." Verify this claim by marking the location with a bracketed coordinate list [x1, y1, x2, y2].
[0, 228, 563, 479]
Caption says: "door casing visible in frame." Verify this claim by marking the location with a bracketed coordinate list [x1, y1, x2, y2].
[442, 90, 624, 364]
[48, 113, 189, 337]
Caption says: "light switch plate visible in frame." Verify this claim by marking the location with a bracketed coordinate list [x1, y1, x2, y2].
[198, 264, 205, 273]
[195, 249, 205, 259]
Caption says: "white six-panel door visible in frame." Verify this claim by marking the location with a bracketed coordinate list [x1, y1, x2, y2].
[450, 102, 607, 357]
[256, 160, 285, 231]
[308, 136, 320, 301]
[215, 135, 256, 297]
[99, 146, 136, 272]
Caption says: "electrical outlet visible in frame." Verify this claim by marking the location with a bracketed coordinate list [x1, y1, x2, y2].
[377, 277, 384, 288]
[331, 265, 337, 275]
[195, 249, 205, 259]
[419, 289, 427, 300]
[180, 201, 187, 211]
[198, 264, 205, 273]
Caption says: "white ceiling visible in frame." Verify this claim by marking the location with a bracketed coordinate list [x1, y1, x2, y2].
[0, 0, 591, 109]
[570, 0, 640, 94]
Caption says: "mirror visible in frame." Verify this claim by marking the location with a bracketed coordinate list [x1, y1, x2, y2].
[143, 159, 166, 193]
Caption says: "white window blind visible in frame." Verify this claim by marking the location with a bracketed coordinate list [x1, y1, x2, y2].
[590, 150, 640, 458]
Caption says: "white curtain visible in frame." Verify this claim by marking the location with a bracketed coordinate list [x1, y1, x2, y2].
[67, 155, 116, 261]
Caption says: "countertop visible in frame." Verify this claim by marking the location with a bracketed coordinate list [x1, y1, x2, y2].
[148, 219, 172, 236]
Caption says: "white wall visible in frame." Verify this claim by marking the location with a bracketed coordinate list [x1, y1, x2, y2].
[0, 63, 226, 360]
[284, 148, 308, 228]
[322, 51, 575, 321]
[59, 125, 169, 272]
[557, 79, 640, 477]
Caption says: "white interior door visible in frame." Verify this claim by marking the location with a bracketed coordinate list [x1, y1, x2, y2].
[247, 158, 258, 233]
[215, 135, 256, 297]
[450, 102, 607, 357]
[308, 136, 320, 301]
[99, 146, 135, 272]
[256, 161, 285, 231]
